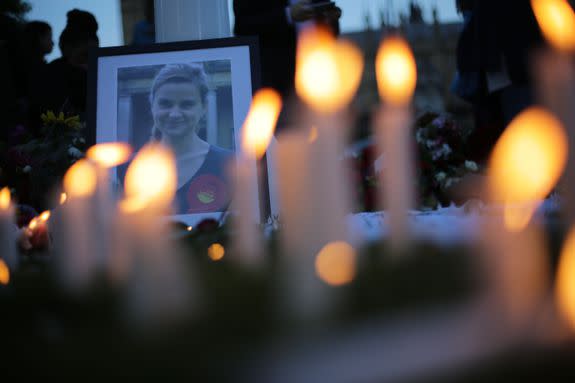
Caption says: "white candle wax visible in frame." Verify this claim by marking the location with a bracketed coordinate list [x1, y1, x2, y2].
[479, 205, 549, 330]
[376, 104, 415, 250]
[534, 50, 575, 223]
[230, 155, 263, 265]
[118, 205, 194, 327]
[0, 199, 18, 271]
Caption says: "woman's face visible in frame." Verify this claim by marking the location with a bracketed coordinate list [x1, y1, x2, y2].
[151, 81, 206, 139]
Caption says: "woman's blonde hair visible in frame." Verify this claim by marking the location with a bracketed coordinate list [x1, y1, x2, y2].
[149, 63, 209, 140]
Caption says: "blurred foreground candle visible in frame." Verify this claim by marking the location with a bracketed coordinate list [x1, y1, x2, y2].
[118, 142, 193, 326]
[86, 142, 132, 266]
[531, 0, 575, 222]
[556, 226, 575, 331]
[277, 25, 362, 319]
[374, 36, 417, 251]
[53, 159, 99, 291]
[232, 88, 281, 264]
[0, 187, 18, 270]
[293, 25, 363, 247]
[27, 210, 51, 250]
[484, 107, 568, 328]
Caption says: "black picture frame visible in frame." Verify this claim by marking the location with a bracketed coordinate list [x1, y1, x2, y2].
[86, 37, 272, 225]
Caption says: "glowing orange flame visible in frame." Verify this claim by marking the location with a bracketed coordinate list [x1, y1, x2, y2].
[489, 107, 567, 205]
[124, 143, 177, 211]
[376, 36, 417, 106]
[208, 243, 225, 261]
[295, 26, 364, 113]
[556, 226, 575, 330]
[241, 88, 282, 159]
[315, 241, 357, 286]
[39, 211, 51, 222]
[28, 217, 38, 231]
[308, 125, 318, 143]
[87, 142, 133, 168]
[63, 160, 97, 198]
[532, 0, 575, 52]
[0, 187, 10, 210]
[0, 259, 9, 285]
[60, 192, 67, 205]
[503, 203, 538, 232]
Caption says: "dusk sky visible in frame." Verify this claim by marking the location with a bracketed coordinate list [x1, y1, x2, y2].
[26, 0, 461, 61]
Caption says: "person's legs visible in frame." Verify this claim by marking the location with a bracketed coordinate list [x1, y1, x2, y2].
[499, 84, 533, 126]
[466, 92, 505, 165]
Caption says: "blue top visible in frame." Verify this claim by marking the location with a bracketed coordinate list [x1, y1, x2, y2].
[174, 145, 235, 214]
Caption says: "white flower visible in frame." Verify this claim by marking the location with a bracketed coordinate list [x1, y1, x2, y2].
[465, 160, 478, 172]
[435, 172, 447, 182]
[415, 129, 424, 143]
[445, 177, 461, 189]
[432, 116, 447, 128]
[68, 146, 84, 158]
[22, 165, 32, 173]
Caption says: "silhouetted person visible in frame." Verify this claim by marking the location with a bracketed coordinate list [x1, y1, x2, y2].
[0, 9, 25, 138]
[233, 0, 341, 131]
[131, 0, 155, 45]
[12, 21, 53, 127]
[453, 0, 544, 164]
[34, 9, 99, 120]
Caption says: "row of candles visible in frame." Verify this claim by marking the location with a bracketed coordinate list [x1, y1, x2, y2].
[0, 0, 574, 326]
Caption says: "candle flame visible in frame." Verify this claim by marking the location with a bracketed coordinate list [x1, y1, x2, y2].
[503, 203, 538, 232]
[63, 160, 97, 198]
[308, 125, 318, 143]
[315, 241, 357, 286]
[556, 226, 575, 330]
[0, 259, 9, 285]
[87, 142, 133, 168]
[60, 192, 67, 205]
[376, 36, 417, 105]
[0, 187, 10, 210]
[295, 26, 364, 113]
[241, 88, 282, 159]
[39, 210, 51, 222]
[532, 0, 575, 52]
[208, 243, 225, 261]
[488, 107, 567, 205]
[124, 143, 177, 211]
[28, 217, 38, 230]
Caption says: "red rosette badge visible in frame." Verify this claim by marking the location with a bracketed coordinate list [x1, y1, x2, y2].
[186, 174, 229, 213]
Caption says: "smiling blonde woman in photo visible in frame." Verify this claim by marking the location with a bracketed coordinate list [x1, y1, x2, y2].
[149, 63, 234, 214]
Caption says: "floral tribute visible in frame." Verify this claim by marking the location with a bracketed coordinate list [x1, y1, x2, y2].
[0, 111, 86, 210]
[348, 112, 480, 211]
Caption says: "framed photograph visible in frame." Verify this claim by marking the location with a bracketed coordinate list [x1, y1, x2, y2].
[87, 37, 270, 226]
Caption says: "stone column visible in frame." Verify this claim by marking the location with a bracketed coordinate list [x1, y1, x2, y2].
[154, 0, 231, 42]
[206, 88, 218, 145]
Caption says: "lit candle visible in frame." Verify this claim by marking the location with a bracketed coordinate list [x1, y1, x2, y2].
[118, 142, 194, 326]
[293, 25, 363, 248]
[556, 226, 575, 332]
[232, 88, 282, 264]
[86, 142, 132, 267]
[26, 210, 51, 250]
[374, 36, 418, 251]
[52, 159, 99, 291]
[484, 107, 568, 327]
[531, 0, 575, 222]
[0, 187, 18, 271]
[277, 25, 362, 320]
